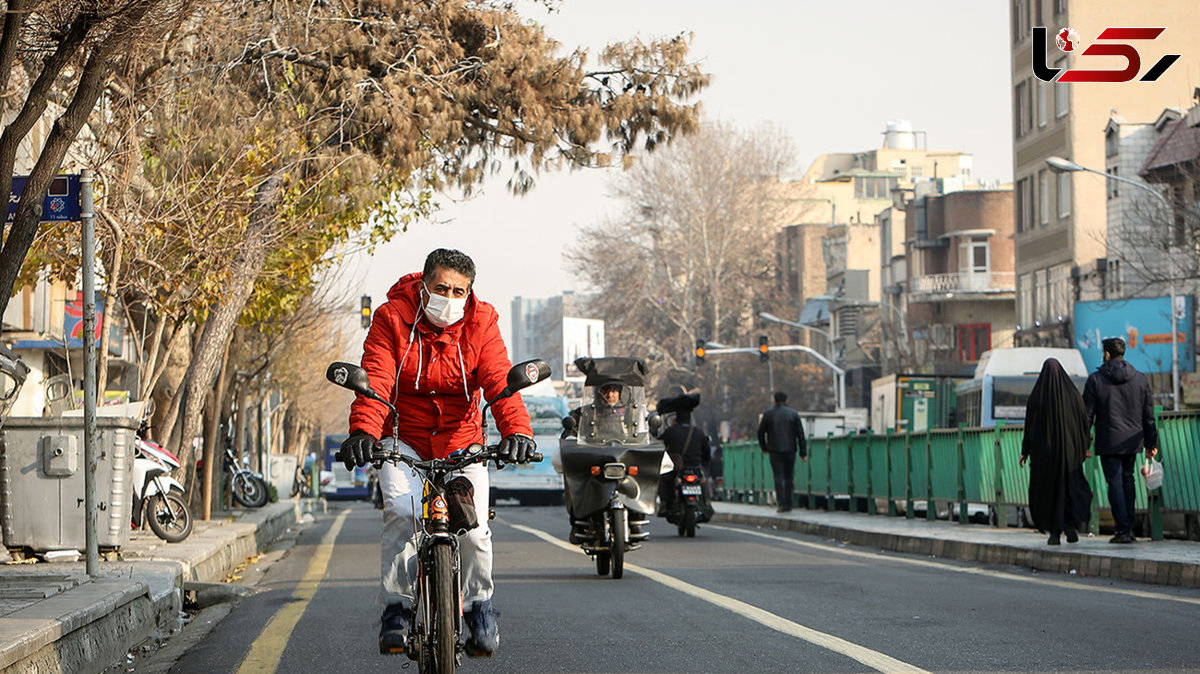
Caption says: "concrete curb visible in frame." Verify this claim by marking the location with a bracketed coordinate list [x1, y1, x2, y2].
[713, 510, 1200, 589]
[0, 498, 300, 673]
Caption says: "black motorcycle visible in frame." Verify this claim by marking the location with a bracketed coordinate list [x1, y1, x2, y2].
[558, 357, 663, 579]
[664, 465, 713, 538]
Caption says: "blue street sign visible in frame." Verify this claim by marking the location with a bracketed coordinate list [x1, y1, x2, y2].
[7, 174, 82, 223]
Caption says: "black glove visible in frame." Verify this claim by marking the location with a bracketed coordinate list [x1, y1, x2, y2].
[497, 434, 536, 464]
[338, 430, 377, 470]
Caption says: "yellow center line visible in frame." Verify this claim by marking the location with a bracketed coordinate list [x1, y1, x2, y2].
[708, 524, 1200, 607]
[237, 509, 351, 674]
[504, 520, 930, 674]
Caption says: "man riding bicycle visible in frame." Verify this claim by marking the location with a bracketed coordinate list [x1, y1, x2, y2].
[338, 248, 536, 657]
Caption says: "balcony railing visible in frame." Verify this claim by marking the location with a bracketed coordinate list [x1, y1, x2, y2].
[909, 271, 1015, 295]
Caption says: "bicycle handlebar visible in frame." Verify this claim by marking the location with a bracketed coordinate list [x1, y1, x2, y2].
[368, 444, 543, 471]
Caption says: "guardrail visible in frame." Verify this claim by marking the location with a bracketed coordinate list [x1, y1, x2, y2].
[720, 409, 1200, 540]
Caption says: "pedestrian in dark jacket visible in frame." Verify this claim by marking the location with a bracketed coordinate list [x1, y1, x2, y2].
[757, 392, 807, 512]
[1082, 337, 1159, 544]
[1020, 358, 1093, 545]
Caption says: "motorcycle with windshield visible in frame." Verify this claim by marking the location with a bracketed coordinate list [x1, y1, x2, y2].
[556, 357, 663, 579]
[325, 357, 549, 674]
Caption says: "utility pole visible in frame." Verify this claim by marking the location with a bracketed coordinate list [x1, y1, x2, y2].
[81, 169, 98, 577]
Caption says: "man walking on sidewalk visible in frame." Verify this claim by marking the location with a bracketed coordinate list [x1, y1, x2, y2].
[757, 392, 807, 512]
[1083, 337, 1158, 544]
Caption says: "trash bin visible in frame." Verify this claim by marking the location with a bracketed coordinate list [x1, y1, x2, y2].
[0, 416, 138, 555]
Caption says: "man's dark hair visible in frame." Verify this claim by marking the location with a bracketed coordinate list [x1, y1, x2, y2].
[773, 391, 788, 403]
[423, 248, 476, 284]
[676, 410, 691, 424]
[1102, 337, 1126, 358]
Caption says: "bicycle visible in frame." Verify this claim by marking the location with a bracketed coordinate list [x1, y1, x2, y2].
[326, 357, 548, 674]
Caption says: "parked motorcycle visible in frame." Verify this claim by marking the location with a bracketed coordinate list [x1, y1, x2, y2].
[557, 357, 663, 579]
[132, 423, 193, 542]
[222, 427, 270, 508]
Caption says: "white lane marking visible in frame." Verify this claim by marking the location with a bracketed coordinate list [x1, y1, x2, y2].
[504, 520, 930, 674]
[709, 524, 1200, 607]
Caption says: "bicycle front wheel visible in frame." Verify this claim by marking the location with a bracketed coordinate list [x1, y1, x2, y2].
[429, 543, 458, 674]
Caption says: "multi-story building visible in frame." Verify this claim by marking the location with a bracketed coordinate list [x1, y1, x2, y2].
[903, 186, 1017, 375]
[510, 292, 604, 398]
[782, 122, 975, 406]
[1009, 0, 1200, 346]
[1096, 109, 1183, 301]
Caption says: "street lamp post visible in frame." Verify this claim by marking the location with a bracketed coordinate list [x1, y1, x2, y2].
[758, 312, 845, 409]
[1046, 156, 1182, 410]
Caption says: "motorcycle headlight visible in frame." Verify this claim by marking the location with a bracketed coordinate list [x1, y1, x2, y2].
[602, 463, 626, 480]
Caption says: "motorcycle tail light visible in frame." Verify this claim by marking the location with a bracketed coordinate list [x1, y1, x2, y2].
[590, 466, 601, 476]
[627, 465, 639, 476]
[602, 463, 626, 480]
[684, 474, 698, 483]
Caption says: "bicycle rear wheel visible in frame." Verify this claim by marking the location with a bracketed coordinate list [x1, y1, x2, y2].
[429, 543, 458, 673]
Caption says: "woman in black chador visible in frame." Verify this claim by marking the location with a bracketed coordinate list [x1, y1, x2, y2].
[1020, 358, 1094, 545]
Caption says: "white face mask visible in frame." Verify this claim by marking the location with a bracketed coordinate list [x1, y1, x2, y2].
[422, 283, 467, 327]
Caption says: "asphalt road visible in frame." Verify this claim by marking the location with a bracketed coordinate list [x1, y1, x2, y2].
[167, 502, 1200, 673]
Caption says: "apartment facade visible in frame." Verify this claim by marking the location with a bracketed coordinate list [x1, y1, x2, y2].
[904, 187, 1017, 375]
[1009, 0, 1200, 346]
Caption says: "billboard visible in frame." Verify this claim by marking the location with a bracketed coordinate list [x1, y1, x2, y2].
[1073, 296, 1195, 375]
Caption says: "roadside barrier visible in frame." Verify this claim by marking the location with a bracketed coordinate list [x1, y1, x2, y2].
[720, 409, 1200, 540]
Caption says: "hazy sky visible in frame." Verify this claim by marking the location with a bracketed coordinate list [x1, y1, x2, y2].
[349, 1, 1013, 348]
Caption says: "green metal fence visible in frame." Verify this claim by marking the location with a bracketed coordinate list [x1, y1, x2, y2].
[720, 409, 1200, 540]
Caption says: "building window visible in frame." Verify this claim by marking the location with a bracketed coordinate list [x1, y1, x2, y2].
[957, 324, 991, 363]
[1017, 176, 1036, 230]
[1057, 172, 1071, 218]
[1034, 268, 1048, 322]
[1019, 272, 1033, 327]
[1039, 170, 1050, 224]
[1037, 81, 1047, 128]
[1106, 166, 1119, 199]
[1054, 58, 1069, 117]
[854, 176, 895, 199]
[1055, 0, 1066, 15]
[1049, 264, 1071, 319]
[1014, 79, 1033, 138]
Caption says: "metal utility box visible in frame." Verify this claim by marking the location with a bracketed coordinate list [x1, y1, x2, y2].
[0, 416, 137, 553]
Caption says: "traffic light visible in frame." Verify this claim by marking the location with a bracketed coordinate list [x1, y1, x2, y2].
[360, 295, 372, 329]
[695, 339, 706, 365]
[758, 335, 769, 363]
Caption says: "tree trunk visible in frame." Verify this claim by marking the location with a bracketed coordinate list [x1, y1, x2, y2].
[0, 11, 142, 314]
[0, 14, 91, 238]
[96, 213, 124, 398]
[0, 0, 31, 99]
[204, 337, 236, 518]
[172, 173, 283, 497]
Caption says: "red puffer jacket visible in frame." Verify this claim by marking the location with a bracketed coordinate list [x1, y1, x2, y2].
[348, 272, 532, 459]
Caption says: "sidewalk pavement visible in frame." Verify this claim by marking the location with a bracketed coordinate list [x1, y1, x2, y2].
[0, 498, 315, 674]
[712, 501, 1200, 588]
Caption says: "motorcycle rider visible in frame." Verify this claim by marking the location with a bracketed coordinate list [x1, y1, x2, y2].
[338, 248, 536, 657]
[656, 402, 711, 515]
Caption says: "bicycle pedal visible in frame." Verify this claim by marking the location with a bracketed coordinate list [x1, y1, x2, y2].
[488, 509, 496, 521]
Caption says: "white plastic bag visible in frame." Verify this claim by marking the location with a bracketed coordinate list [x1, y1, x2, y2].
[1141, 457, 1164, 491]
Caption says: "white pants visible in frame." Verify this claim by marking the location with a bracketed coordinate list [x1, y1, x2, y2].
[379, 438, 493, 610]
